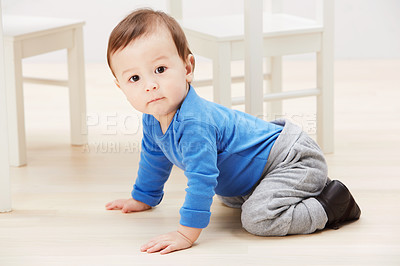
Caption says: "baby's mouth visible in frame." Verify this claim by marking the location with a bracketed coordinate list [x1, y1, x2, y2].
[148, 97, 165, 104]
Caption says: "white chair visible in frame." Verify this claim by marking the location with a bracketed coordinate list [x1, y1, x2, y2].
[3, 15, 88, 166]
[0, 3, 12, 212]
[169, 0, 334, 153]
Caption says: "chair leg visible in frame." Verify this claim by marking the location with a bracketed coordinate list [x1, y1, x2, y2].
[317, 50, 334, 154]
[213, 42, 232, 108]
[5, 41, 27, 167]
[265, 56, 283, 120]
[0, 121, 11, 211]
[1, 25, 12, 210]
[0, 135, 11, 210]
[67, 27, 87, 146]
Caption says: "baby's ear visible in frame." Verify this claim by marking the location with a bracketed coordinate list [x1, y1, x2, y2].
[185, 54, 195, 83]
[114, 79, 121, 89]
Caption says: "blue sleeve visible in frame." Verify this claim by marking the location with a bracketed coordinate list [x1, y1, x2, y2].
[131, 119, 173, 207]
[178, 121, 219, 228]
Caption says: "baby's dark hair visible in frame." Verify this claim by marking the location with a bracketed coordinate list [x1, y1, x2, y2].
[107, 8, 194, 77]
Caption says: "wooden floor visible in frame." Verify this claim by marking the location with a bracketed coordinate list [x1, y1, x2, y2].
[1, 60, 399, 265]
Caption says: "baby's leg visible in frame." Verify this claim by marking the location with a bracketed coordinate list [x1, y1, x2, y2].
[217, 195, 249, 209]
[241, 132, 329, 236]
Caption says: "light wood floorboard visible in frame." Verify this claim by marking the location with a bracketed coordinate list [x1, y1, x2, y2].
[1, 60, 399, 265]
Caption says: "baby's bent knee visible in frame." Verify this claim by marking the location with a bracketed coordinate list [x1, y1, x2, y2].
[241, 213, 289, 237]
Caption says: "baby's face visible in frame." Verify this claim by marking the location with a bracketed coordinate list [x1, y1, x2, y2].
[111, 27, 194, 121]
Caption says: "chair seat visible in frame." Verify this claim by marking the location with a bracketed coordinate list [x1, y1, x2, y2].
[179, 13, 323, 42]
[3, 15, 84, 41]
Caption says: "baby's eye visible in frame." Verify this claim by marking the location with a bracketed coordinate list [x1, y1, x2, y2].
[155, 66, 166, 74]
[129, 75, 140, 82]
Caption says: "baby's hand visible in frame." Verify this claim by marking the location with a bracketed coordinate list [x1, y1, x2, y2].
[105, 198, 151, 213]
[141, 225, 202, 255]
[140, 231, 193, 255]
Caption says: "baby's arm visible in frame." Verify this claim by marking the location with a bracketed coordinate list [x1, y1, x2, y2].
[105, 198, 151, 213]
[105, 118, 172, 214]
[139, 121, 219, 254]
[140, 225, 202, 255]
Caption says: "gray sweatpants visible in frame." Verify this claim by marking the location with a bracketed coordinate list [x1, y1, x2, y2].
[218, 119, 329, 236]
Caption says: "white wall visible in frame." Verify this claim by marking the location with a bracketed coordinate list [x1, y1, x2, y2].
[334, 0, 400, 59]
[2, 0, 400, 63]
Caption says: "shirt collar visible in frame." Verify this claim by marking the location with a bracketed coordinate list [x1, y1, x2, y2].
[178, 85, 200, 116]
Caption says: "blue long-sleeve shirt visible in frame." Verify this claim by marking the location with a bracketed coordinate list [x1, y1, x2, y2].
[132, 86, 282, 228]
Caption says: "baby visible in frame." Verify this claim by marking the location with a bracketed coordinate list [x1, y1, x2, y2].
[105, 8, 361, 255]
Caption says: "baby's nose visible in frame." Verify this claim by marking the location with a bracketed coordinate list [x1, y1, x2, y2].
[146, 82, 159, 92]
